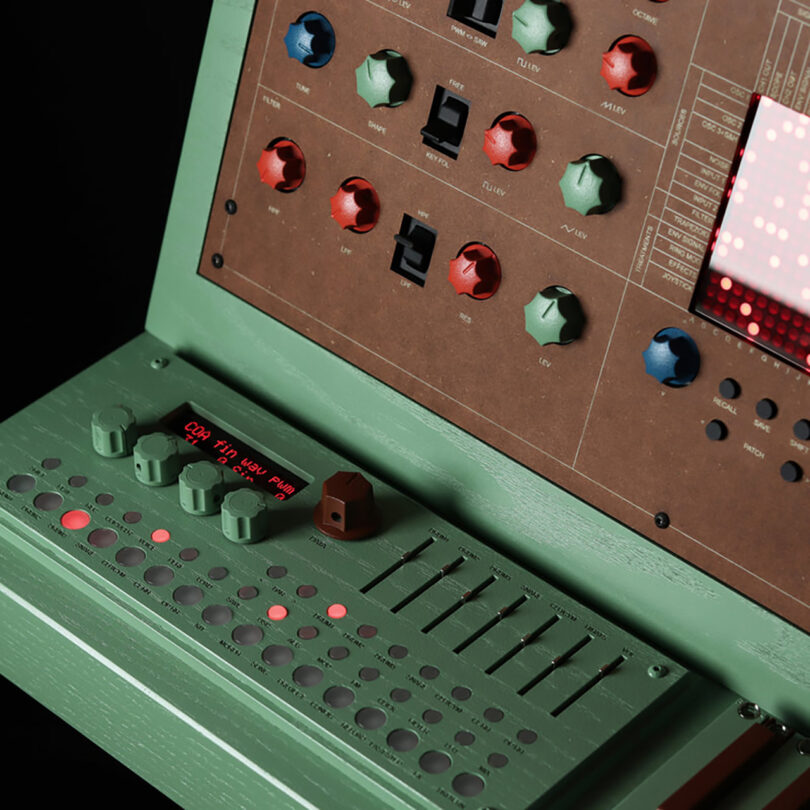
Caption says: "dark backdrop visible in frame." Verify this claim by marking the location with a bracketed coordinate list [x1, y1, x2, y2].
[5, 4, 213, 804]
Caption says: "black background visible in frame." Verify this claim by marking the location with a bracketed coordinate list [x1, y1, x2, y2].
[5, 4, 213, 804]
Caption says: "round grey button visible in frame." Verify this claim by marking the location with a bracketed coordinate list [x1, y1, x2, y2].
[123, 511, 142, 524]
[488, 753, 508, 768]
[262, 645, 294, 667]
[419, 751, 451, 774]
[323, 686, 354, 708]
[390, 688, 411, 703]
[179, 548, 199, 561]
[7, 475, 35, 493]
[238, 586, 258, 600]
[356, 707, 386, 730]
[359, 667, 379, 681]
[68, 476, 88, 488]
[297, 584, 317, 598]
[298, 626, 318, 640]
[293, 665, 324, 687]
[452, 773, 484, 797]
[202, 605, 233, 625]
[357, 625, 377, 638]
[267, 565, 287, 579]
[455, 731, 475, 746]
[388, 729, 418, 752]
[517, 729, 537, 744]
[88, 528, 117, 548]
[116, 547, 146, 567]
[451, 686, 471, 701]
[42, 458, 61, 470]
[95, 493, 114, 506]
[34, 492, 63, 511]
[389, 645, 407, 659]
[328, 646, 349, 660]
[422, 709, 442, 724]
[232, 625, 263, 646]
[144, 566, 174, 586]
[174, 585, 204, 606]
[420, 665, 439, 680]
[208, 566, 228, 581]
[484, 708, 504, 723]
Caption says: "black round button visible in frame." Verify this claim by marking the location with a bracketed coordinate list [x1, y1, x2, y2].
[123, 511, 142, 524]
[34, 492, 63, 511]
[267, 565, 287, 579]
[488, 752, 508, 768]
[705, 419, 727, 441]
[455, 731, 475, 745]
[42, 458, 61, 470]
[484, 707, 504, 723]
[388, 645, 408, 659]
[452, 773, 484, 797]
[420, 665, 440, 680]
[202, 605, 233, 625]
[328, 646, 350, 660]
[780, 461, 803, 483]
[419, 751, 451, 774]
[794, 419, 810, 441]
[95, 493, 114, 506]
[232, 625, 263, 645]
[88, 528, 117, 548]
[356, 707, 387, 730]
[144, 565, 175, 586]
[756, 398, 778, 419]
[422, 709, 442, 724]
[359, 667, 379, 682]
[297, 584, 317, 598]
[357, 624, 377, 638]
[208, 566, 229, 581]
[293, 665, 324, 687]
[388, 729, 418, 751]
[174, 585, 204, 605]
[718, 378, 741, 399]
[517, 729, 537, 744]
[262, 645, 294, 667]
[238, 586, 259, 600]
[116, 547, 146, 567]
[68, 475, 88, 488]
[297, 626, 319, 640]
[451, 686, 471, 701]
[324, 686, 355, 708]
[179, 548, 199, 561]
[390, 688, 411, 703]
[7, 475, 36, 493]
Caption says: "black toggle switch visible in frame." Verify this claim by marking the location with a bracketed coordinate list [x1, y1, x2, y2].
[391, 214, 437, 286]
[421, 86, 471, 160]
[447, 0, 503, 38]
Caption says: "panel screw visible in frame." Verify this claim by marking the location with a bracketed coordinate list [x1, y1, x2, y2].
[212, 253, 224, 268]
[654, 511, 670, 529]
[150, 358, 169, 369]
[737, 701, 761, 720]
[797, 739, 810, 756]
[225, 199, 237, 214]
[647, 664, 668, 678]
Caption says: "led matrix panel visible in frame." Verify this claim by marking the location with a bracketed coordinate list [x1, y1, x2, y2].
[692, 95, 810, 372]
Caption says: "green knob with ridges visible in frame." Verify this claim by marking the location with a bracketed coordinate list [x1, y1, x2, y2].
[221, 488, 270, 544]
[524, 286, 585, 346]
[512, 0, 573, 55]
[558, 154, 622, 216]
[133, 433, 181, 487]
[91, 405, 137, 458]
[355, 49, 413, 108]
[179, 461, 225, 516]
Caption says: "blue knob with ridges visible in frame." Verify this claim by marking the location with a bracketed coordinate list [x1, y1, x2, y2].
[643, 327, 700, 387]
[284, 12, 335, 68]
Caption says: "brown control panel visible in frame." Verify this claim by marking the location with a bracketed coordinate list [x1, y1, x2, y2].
[200, 0, 810, 630]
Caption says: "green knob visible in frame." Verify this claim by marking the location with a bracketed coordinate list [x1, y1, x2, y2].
[91, 405, 137, 458]
[179, 461, 224, 516]
[524, 286, 585, 346]
[355, 49, 412, 108]
[133, 433, 181, 487]
[221, 488, 270, 544]
[559, 154, 622, 215]
[512, 0, 573, 55]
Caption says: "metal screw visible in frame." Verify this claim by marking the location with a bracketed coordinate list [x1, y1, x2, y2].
[654, 511, 670, 529]
[647, 664, 669, 679]
[737, 701, 761, 720]
[212, 253, 224, 268]
[797, 739, 809, 756]
[225, 199, 237, 215]
[150, 358, 169, 369]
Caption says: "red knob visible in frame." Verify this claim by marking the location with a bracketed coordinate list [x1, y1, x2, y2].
[330, 177, 380, 233]
[257, 138, 306, 191]
[600, 36, 657, 97]
[448, 243, 501, 299]
[483, 113, 537, 171]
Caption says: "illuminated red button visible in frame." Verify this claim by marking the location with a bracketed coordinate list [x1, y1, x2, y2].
[600, 36, 657, 97]
[267, 604, 289, 621]
[151, 529, 171, 544]
[327, 603, 347, 619]
[257, 138, 306, 191]
[330, 177, 380, 233]
[61, 510, 91, 530]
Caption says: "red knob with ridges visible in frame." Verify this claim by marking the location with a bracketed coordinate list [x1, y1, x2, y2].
[600, 36, 657, 97]
[448, 243, 501, 300]
[257, 138, 306, 191]
[483, 113, 537, 171]
[330, 177, 380, 233]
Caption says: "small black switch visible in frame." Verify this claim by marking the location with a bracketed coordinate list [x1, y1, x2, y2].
[705, 419, 727, 441]
[718, 378, 740, 399]
[756, 398, 778, 420]
[447, 0, 503, 38]
[421, 86, 470, 160]
[391, 214, 437, 286]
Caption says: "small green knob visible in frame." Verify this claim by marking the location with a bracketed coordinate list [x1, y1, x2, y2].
[512, 0, 573, 55]
[133, 433, 182, 487]
[558, 154, 622, 215]
[91, 405, 137, 458]
[179, 461, 225, 516]
[355, 49, 413, 108]
[524, 286, 585, 346]
[221, 488, 270, 544]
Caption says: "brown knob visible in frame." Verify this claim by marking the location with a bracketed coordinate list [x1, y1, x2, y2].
[313, 471, 380, 540]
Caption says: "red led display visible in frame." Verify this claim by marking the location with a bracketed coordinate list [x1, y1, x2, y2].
[692, 95, 810, 372]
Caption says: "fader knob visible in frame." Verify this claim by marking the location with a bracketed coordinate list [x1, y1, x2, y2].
[449, 243, 502, 299]
[483, 113, 537, 171]
[91, 405, 137, 458]
[283, 12, 336, 68]
[314, 471, 380, 541]
[643, 328, 700, 387]
[330, 177, 380, 233]
[600, 35, 658, 96]
[559, 154, 622, 215]
[355, 49, 413, 108]
[257, 139, 306, 192]
[179, 461, 225, 516]
[524, 286, 585, 346]
[511, 0, 573, 55]
[221, 489, 270, 544]
[133, 433, 182, 487]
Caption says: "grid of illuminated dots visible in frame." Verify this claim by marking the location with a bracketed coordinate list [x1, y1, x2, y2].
[698, 97, 810, 369]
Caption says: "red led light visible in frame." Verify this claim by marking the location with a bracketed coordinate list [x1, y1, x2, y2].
[327, 603, 347, 619]
[151, 529, 171, 543]
[267, 604, 288, 621]
[720, 276, 733, 290]
[748, 322, 760, 336]
[60, 510, 90, 530]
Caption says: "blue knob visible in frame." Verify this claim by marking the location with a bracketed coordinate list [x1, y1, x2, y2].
[643, 327, 700, 387]
[284, 12, 335, 68]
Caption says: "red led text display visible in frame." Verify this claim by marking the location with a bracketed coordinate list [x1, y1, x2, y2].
[163, 404, 308, 500]
[691, 95, 810, 372]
